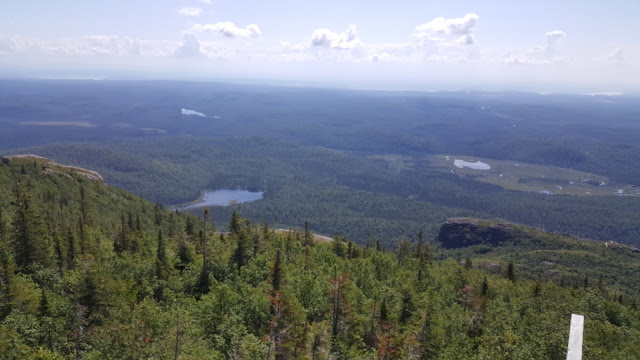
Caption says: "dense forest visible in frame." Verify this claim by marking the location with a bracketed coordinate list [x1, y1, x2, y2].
[15, 137, 640, 246]
[1, 156, 639, 359]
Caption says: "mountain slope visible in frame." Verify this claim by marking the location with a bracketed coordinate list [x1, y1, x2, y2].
[0, 156, 638, 359]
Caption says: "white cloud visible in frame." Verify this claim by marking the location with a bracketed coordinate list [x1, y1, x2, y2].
[82, 35, 141, 56]
[195, 0, 212, 4]
[192, 22, 261, 38]
[457, 34, 475, 45]
[178, 7, 202, 17]
[311, 25, 360, 49]
[504, 31, 569, 65]
[545, 30, 567, 45]
[608, 47, 624, 63]
[174, 34, 203, 57]
[415, 13, 479, 43]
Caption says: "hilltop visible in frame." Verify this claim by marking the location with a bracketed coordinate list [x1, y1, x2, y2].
[0, 157, 639, 359]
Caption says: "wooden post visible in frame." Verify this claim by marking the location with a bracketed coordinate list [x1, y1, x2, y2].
[566, 314, 584, 360]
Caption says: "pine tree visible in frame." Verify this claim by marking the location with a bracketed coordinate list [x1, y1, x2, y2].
[229, 210, 242, 236]
[399, 289, 414, 324]
[0, 250, 15, 321]
[202, 208, 209, 273]
[53, 231, 64, 274]
[136, 214, 141, 232]
[333, 236, 346, 258]
[304, 221, 312, 247]
[185, 216, 194, 236]
[66, 226, 76, 270]
[271, 250, 283, 295]
[0, 207, 5, 243]
[481, 277, 489, 297]
[176, 237, 194, 272]
[380, 298, 388, 323]
[77, 216, 86, 255]
[12, 183, 49, 271]
[38, 288, 50, 317]
[155, 229, 170, 281]
[376, 239, 382, 252]
[506, 262, 516, 282]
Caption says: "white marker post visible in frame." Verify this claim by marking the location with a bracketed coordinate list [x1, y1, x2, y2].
[566, 314, 584, 360]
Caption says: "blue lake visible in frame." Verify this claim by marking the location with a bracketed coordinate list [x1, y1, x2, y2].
[183, 189, 263, 208]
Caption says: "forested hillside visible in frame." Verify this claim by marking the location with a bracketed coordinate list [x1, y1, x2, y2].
[16, 137, 640, 246]
[0, 156, 639, 359]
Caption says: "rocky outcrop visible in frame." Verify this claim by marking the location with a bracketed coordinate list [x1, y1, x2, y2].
[3, 154, 104, 182]
[437, 217, 513, 249]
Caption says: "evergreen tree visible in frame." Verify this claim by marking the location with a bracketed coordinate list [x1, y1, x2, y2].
[0, 250, 15, 321]
[176, 237, 194, 272]
[155, 229, 170, 281]
[271, 250, 283, 295]
[229, 210, 242, 236]
[38, 288, 50, 317]
[506, 262, 516, 282]
[185, 216, 194, 236]
[0, 206, 5, 243]
[77, 216, 86, 255]
[53, 231, 64, 274]
[304, 221, 312, 247]
[136, 214, 141, 232]
[400, 288, 414, 324]
[380, 298, 388, 323]
[333, 236, 346, 258]
[481, 277, 489, 297]
[12, 183, 49, 271]
[66, 226, 76, 270]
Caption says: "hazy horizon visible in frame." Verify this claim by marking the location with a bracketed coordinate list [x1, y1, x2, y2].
[1, 0, 639, 93]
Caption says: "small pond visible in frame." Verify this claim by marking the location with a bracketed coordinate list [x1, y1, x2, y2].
[183, 189, 263, 209]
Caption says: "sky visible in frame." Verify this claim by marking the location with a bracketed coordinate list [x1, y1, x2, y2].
[0, 0, 638, 92]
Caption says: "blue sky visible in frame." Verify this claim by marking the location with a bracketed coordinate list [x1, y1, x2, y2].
[1, 0, 638, 91]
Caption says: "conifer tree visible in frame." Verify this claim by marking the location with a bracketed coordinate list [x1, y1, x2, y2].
[481, 277, 489, 297]
[77, 216, 86, 255]
[399, 288, 414, 324]
[136, 214, 141, 232]
[66, 226, 76, 270]
[0, 206, 5, 243]
[304, 221, 312, 247]
[0, 250, 15, 321]
[53, 231, 64, 274]
[506, 262, 516, 282]
[229, 210, 242, 236]
[155, 229, 170, 281]
[12, 183, 48, 271]
[380, 298, 388, 323]
[38, 288, 50, 318]
[271, 250, 282, 295]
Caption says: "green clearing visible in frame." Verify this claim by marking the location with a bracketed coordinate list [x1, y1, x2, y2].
[427, 154, 640, 197]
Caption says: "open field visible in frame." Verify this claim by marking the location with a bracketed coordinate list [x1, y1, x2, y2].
[428, 154, 640, 197]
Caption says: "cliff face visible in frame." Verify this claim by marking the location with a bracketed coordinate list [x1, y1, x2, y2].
[437, 217, 513, 249]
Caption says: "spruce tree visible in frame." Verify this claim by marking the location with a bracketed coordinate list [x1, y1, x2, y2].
[155, 229, 170, 281]
[0, 207, 5, 243]
[66, 226, 76, 270]
[229, 210, 242, 236]
[12, 183, 48, 271]
[400, 289, 414, 324]
[380, 298, 388, 323]
[304, 221, 312, 247]
[481, 277, 489, 297]
[271, 250, 282, 295]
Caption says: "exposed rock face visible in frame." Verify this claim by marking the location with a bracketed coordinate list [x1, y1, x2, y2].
[437, 218, 513, 249]
[3, 154, 104, 182]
